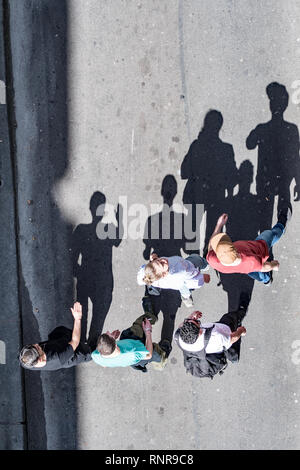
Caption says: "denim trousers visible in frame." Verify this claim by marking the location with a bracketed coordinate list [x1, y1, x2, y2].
[180, 254, 208, 298]
[247, 222, 285, 283]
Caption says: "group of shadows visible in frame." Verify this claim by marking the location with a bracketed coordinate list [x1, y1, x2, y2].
[21, 81, 300, 449]
[73, 82, 300, 351]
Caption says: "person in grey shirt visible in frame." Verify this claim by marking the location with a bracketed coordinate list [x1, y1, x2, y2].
[137, 253, 210, 308]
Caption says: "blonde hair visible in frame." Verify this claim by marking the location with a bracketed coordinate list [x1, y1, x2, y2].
[143, 261, 163, 285]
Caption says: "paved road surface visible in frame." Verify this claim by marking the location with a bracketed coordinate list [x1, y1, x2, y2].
[2, 0, 300, 449]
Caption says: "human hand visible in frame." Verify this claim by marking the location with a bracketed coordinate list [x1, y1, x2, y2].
[106, 330, 120, 340]
[203, 274, 210, 284]
[142, 318, 152, 334]
[71, 302, 82, 321]
[217, 213, 228, 227]
[150, 253, 159, 262]
[190, 310, 203, 321]
[237, 326, 246, 336]
[271, 260, 280, 271]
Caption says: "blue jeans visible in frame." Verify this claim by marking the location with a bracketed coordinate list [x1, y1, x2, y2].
[180, 255, 208, 298]
[248, 223, 285, 283]
[185, 254, 208, 271]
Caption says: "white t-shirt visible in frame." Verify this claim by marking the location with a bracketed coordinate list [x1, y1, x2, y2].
[178, 322, 232, 354]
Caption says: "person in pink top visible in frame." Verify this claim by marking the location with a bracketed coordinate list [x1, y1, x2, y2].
[206, 207, 291, 284]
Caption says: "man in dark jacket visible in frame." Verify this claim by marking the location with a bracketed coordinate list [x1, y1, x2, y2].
[19, 302, 91, 371]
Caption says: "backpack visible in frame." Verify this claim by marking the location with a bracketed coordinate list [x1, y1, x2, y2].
[174, 326, 229, 379]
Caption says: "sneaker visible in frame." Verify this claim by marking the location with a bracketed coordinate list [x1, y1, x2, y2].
[181, 295, 194, 308]
[200, 264, 210, 272]
[146, 285, 161, 296]
[277, 206, 292, 230]
[151, 351, 168, 370]
[159, 339, 172, 357]
[264, 270, 273, 286]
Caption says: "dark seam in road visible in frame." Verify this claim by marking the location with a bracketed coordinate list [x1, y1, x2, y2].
[0, 422, 26, 425]
[2, 0, 28, 450]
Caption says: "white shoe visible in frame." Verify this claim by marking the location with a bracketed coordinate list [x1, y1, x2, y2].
[181, 295, 194, 308]
[200, 264, 210, 272]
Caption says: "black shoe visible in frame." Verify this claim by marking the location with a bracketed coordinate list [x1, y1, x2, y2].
[264, 270, 273, 286]
[132, 364, 148, 373]
[159, 339, 172, 357]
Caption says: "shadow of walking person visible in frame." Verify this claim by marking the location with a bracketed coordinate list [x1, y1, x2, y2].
[246, 82, 300, 232]
[142, 175, 186, 343]
[181, 110, 238, 256]
[71, 192, 123, 350]
[219, 160, 258, 311]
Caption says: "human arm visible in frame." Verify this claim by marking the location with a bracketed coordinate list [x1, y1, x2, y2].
[180, 144, 194, 180]
[189, 311, 203, 321]
[246, 126, 259, 150]
[230, 326, 246, 344]
[260, 260, 279, 272]
[69, 302, 82, 351]
[207, 213, 228, 252]
[71, 227, 82, 278]
[107, 330, 120, 340]
[293, 126, 300, 201]
[226, 144, 238, 198]
[177, 311, 203, 329]
[142, 318, 153, 360]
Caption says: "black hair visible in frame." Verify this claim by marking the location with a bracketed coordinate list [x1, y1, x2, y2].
[179, 321, 200, 344]
[19, 344, 41, 368]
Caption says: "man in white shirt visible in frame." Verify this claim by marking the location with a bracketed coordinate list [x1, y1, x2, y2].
[175, 295, 248, 356]
[137, 253, 210, 308]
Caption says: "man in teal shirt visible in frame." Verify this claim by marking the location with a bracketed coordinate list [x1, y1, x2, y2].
[92, 296, 171, 371]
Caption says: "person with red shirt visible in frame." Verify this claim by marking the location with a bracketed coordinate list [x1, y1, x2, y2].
[206, 208, 291, 284]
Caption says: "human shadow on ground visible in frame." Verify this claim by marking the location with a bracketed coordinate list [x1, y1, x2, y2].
[181, 110, 239, 257]
[14, 1, 78, 449]
[71, 192, 123, 350]
[142, 175, 189, 343]
[220, 160, 258, 311]
[246, 82, 300, 232]
[181, 110, 253, 311]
